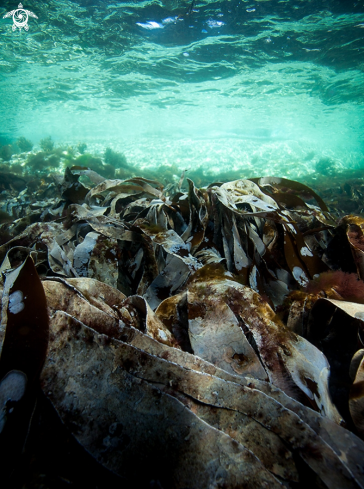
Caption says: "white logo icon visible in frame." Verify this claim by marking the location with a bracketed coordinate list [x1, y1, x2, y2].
[3, 3, 38, 31]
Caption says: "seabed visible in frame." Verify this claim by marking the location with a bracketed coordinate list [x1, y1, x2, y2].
[0, 139, 364, 488]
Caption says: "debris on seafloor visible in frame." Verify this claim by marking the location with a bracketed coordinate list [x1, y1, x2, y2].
[0, 167, 364, 488]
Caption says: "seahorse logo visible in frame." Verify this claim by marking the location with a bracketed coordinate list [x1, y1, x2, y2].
[3, 3, 38, 32]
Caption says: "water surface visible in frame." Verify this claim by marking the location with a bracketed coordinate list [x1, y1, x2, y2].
[1, 0, 364, 179]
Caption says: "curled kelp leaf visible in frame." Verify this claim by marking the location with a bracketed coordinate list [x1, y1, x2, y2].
[121, 295, 177, 347]
[66, 203, 128, 240]
[41, 313, 283, 489]
[124, 177, 163, 197]
[61, 174, 89, 205]
[0, 246, 37, 279]
[85, 177, 163, 207]
[252, 177, 330, 213]
[56, 277, 126, 317]
[137, 225, 200, 270]
[43, 278, 124, 338]
[69, 165, 106, 185]
[187, 264, 341, 423]
[193, 247, 224, 265]
[178, 179, 208, 253]
[71, 231, 120, 287]
[282, 219, 328, 282]
[0, 222, 64, 266]
[220, 179, 279, 212]
[234, 286, 341, 423]
[41, 225, 77, 277]
[73, 232, 100, 277]
[187, 282, 267, 380]
[309, 298, 364, 426]
[345, 216, 364, 280]
[85, 179, 144, 206]
[110, 193, 145, 217]
[155, 292, 191, 352]
[212, 184, 278, 219]
[43, 276, 175, 347]
[349, 350, 364, 438]
[144, 255, 193, 310]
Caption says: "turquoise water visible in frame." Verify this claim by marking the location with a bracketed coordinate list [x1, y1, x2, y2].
[1, 0, 364, 179]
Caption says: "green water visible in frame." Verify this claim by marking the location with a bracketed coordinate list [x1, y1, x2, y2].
[1, 0, 364, 180]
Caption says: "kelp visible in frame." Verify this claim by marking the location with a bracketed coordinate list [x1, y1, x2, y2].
[0, 256, 49, 483]
[1, 168, 364, 487]
[350, 349, 364, 438]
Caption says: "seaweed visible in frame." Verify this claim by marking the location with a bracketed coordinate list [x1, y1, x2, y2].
[315, 157, 336, 176]
[26, 151, 60, 172]
[305, 270, 364, 304]
[77, 142, 87, 154]
[39, 136, 54, 154]
[1, 166, 364, 487]
[16, 137, 33, 153]
[0, 144, 14, 161]
[104, 147, 128, 169]
[0, 257, 49, 484]
[72, 153, 115, 178]
[0, 172, 27, 191]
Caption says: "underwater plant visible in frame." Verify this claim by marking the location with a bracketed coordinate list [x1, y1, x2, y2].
[1, 169, 364, 487]
[26, 152, 48, 171]
[73, 153, 115, 179]
[104, 147, 128, 168]
[0, 144, 14, 161]
[65, 146, 76, 159]
[305, 270, 364, 304]
[315, 157, 336, 176]
[40, 136, 54, 154]
[16, 136, 33, 152]
[347, 225, 364, 251]
[26, 151, 60, 172]
[74, 153, 100, 167]
[77, 142, 87, 154]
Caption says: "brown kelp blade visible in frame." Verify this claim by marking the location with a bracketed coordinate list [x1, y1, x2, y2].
[350, 350, 364, 438]
[187, 283, 267, 380]
[42, 312, 364, 489]
[0, 255, 49, 386]
[42, 312, 283, 489]
[0, 255, 49, 480]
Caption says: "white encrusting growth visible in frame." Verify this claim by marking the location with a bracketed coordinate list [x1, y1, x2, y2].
[300, 246, 313, 257]
[9, 290, 25, 314]
[292, 266, 309, 286]
[158, 330, 168, 341]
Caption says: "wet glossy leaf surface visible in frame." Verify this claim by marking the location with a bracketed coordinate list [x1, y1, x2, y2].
[0, 256, 49, 484]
